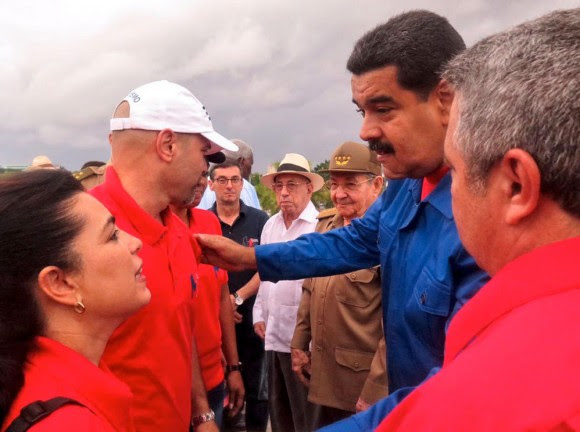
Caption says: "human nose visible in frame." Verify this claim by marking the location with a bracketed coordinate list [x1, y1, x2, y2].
[359, 114, 382, 142]
[122, 230, 142, 255]
[334, 184, 348, 199]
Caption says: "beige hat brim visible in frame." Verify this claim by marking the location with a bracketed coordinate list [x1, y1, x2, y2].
[261, 170, 324, 192]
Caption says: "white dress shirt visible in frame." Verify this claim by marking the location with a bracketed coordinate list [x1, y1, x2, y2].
[253, 201, 318, 352]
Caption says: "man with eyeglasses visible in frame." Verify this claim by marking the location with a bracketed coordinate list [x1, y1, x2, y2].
[253, 153, 323, 432]
[208, 161, 270, 432]
[290, 142, 387, 429]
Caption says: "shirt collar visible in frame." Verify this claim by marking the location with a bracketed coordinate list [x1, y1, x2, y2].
[297, 201, 319, 223]
[238, 199, 249, 216]
[408, 173, 453, 220]
[444, 236, 580, 364]
[103, 166, 168, 245]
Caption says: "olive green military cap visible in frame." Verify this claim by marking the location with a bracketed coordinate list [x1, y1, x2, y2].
[319, 141, 381, 175]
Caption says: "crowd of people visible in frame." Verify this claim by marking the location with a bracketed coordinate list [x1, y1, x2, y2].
[0, 7, 578, 432]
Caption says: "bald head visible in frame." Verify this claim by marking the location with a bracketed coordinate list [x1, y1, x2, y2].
[223, 138, 254, 179]
[109, 101, 158, 164]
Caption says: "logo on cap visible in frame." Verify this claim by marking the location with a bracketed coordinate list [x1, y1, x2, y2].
[335, 155, 351, 166]
[201, 105, 211, 121]
[128, 92, 141, 103]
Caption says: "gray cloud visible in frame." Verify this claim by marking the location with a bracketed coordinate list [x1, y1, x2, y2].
[0, 0, 577, 171]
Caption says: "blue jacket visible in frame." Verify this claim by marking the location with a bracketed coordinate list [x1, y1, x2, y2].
[256, 174, 488, 430]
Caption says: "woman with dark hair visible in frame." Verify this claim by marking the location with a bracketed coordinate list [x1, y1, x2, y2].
[0, 169, 151, 431]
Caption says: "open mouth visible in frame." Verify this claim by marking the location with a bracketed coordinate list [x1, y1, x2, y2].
[135, 265, 146, 283]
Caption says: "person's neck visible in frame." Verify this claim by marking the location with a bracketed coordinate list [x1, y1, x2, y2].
[44, 321, 117, 366]
[171, 205, 189, 225]
[114, 166, 168, 223]
[216, 200, 240, 224]
[282, 211, 300, 229]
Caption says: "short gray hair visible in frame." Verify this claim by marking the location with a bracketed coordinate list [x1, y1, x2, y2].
[443, 9, 580, 217]
[223, 139, 253, 162]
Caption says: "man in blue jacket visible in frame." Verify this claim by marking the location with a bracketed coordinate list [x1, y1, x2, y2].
[197, 10, 488, 430]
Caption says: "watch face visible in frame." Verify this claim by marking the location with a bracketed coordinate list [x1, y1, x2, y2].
[235, 297, 244, 306]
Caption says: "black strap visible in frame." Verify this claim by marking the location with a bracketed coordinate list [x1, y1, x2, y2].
[6, 397, 82, 432]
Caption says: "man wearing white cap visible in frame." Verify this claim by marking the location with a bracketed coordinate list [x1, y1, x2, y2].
[253, 153, 323, 432]
[91, 80, 237, 432]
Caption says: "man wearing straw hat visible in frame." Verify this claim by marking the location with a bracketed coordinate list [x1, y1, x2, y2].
[253, 153, 323, 432]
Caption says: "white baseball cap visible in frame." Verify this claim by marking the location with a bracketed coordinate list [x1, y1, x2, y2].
[109, 80, 238, 155]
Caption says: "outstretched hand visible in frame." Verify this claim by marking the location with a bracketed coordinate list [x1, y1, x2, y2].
[194, 234, 258, 271]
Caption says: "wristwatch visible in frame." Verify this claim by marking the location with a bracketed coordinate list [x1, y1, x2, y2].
[191, 410, 215, 428]
[232, 292, 244, 306]
[226, 362, 243, 374]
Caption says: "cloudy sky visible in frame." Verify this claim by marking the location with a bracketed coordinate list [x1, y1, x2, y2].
[0, 0, 576, 172]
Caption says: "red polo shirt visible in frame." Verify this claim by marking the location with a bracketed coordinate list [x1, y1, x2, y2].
[1, 337, 133, 432]
[189, 208, 229, 391]
[376, 237, 580, 431]
[91, 167, 200, 432]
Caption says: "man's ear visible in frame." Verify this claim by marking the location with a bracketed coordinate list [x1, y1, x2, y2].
[372, 175, 384, 195]
[498, 148, 541, 225]
[155, 129, 178, 163]
[208, 180, 215, 192]
[37, 266, 79, 307]
[433, 79, 455, 127]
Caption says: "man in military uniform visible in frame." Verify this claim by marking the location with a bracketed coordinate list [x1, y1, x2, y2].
[72, 161, 107, 190]
[290, 142, 386, 430]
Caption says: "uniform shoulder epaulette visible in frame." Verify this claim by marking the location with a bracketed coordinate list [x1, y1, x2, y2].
[317, 207, 337, 220]
[72, 167, 96, 181]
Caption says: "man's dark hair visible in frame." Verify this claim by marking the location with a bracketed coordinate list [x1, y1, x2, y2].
[209, 161, 242, 180]
[347, 10, 465, 99]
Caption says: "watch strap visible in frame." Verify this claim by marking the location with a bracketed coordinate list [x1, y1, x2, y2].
[191, 410, 215, 427]
[225, 362, 243, 373]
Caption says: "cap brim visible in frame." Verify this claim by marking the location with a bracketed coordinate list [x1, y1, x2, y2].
[201, 131, 238, 154]
[205, 152, 226, 164]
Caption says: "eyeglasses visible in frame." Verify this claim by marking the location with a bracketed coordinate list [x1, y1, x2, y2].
[272, 181, 308, 192]
[214, 176, 242, 186]
[324, 176, 375, 193]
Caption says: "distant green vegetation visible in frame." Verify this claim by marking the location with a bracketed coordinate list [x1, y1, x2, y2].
[0, 167, 25, 178]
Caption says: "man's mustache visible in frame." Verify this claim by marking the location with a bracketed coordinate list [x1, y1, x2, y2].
[368, 140, 395, 154]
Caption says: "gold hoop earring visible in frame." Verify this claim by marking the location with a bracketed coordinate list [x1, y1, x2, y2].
[74, 300, 85, 314]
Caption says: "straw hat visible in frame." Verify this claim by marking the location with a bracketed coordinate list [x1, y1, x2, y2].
[261, 153, 324, 192]
[27, 155, 57, 170]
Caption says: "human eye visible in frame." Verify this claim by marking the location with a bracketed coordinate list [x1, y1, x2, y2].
[110, 228, 120, 242]
[355, 108, 365, 118]
[376, 106, 393, 114]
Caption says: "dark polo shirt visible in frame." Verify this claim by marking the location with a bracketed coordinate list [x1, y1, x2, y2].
[210, 200, 269, 321]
